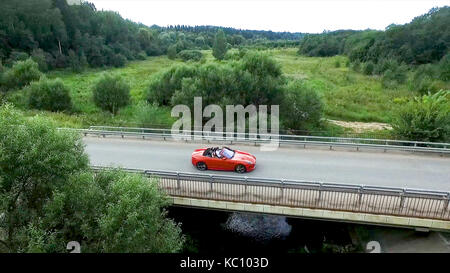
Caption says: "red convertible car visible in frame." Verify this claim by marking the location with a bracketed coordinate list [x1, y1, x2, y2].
[191, 146, 256, 173]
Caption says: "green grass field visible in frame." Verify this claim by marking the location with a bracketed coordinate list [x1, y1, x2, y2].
[267, 48, 415, 123]
[5, 48, 423, 132]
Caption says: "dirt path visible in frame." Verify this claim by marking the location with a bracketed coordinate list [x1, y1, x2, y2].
[328, 119, 392, 133]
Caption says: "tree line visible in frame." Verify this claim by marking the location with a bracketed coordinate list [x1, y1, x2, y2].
[298, 6, 449, 66]
[0, 0, 303, 72]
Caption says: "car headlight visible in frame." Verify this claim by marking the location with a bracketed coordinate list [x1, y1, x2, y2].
[245, 161, 254, 165]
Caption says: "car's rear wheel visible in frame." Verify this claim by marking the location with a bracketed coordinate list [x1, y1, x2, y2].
[196, 162, 207, 171]
[235, 164, 246, 173]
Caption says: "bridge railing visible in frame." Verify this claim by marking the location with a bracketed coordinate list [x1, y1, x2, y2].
[92, 166, 450, 221]
[63, 126, 450, 154]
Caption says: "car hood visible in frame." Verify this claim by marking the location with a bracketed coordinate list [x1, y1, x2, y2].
[233, 151, 256, 163]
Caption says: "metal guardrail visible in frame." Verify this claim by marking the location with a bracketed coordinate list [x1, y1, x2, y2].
[92, 166, 450, 221]
[60, 126, 450, 154]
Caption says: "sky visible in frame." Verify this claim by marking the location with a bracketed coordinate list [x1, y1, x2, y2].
[88, 0, 449, 33]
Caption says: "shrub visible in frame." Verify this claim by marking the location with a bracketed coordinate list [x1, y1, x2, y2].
[281, 80, 323, 130]
[374, 59, 399, 75]
[409, 64, 439, 94]
[7, 51, 29, 65]
[212, 29, 228, 60]
[147, 64, 198, 106]
[148, 52, 284, 109]
[177, 50, 203, 62]
[391, 90, 449, 142]
[28, 78, 72, 112]
[40, 169, 185, 253]
[0, 104, 88, 252]
[136, 51, 147, 60]
[382, 65, 407, 88]
[363, 61, 374, 75]
[334, 60, 341, 68]
[167, 45, 177, 60]
[134, 101, 173, 127]
[93, 73, 130, 115]
[30, 49, 49, 72]
[438, 53, 450, 81]
[3, 58, 42, 90]
[351, 60, 361, 72]
[109, 53, 127, 68]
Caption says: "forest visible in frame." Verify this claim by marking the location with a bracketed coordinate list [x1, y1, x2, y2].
[0, 0, 302, 71]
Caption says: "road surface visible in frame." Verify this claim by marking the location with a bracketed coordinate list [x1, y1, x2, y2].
[84, 137, 450, 191]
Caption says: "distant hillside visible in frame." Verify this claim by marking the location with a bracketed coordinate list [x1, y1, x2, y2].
[298, 6, 450, 65]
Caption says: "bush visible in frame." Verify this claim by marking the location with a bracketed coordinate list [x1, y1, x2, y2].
[438, 54, 450, 81]
[382, 65, 407, 88]
[0, 104, 88, 252]
[39, 169, 185, 253]
[3, 58, 42, 90]
[363, 61, 374, 75]
[7, 51, 29, 65]
[167, 45, 177, 60]
[147, 64, 198, 106]
[136, 51, 147, 60]
[177, 50, 203, 62]
[391, 90, 449, 142]
[134, 101, 174, 127]
[148, 51, 285, 109]
[281, 80, 323, 130]
[93, 73, 130, 115]
[109, 53, 127, 68]
[28, 78, 72, 112]
[374, 59, 399, 75]
[31, 49, 49, 72]
[409, 64, 439, 94]
[351, 60, 361, 72]
[334, 60, 341, 68]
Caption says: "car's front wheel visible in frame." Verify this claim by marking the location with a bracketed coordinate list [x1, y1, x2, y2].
[196, 162, 207, 171]
[235, 164, 246, 173]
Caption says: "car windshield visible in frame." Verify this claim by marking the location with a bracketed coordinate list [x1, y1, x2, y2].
[220, 147, 235, 159]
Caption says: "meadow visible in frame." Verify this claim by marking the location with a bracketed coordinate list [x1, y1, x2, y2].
[6, 48, 424, 135]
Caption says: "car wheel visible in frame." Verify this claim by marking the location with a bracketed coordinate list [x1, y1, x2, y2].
[235, 164, 246, 173]
[196, 162, 207, 171]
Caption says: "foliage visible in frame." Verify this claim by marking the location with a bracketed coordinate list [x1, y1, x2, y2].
[0, 104, 88, 252]
[391, 90, 450, 142]
[281, 80, 323, 130]
[167, 45, 177, 60]
[212, 30, 228, 60]
[147, 51, 284, 110]
[28, 77, 72, 112]
[0, 104, 185, 253]
[363, 61, 374, 75]
[177, 50, 203, 62]
[298, 7, 450, 66]
[3, 59, 42, 91]
[38, 169, 185, 253]
[381, 65, 407, 88]
[0, 0, 162, 70]
[134, 101, 175, 127]
[92, 73, 130, 115]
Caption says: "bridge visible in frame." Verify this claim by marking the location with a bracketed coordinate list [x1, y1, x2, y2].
[69, 126, 450, 231]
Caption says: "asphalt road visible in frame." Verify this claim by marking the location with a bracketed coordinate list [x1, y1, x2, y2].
[84, 137, 450, 191]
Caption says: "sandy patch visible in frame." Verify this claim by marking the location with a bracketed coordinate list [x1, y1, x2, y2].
[328, 119, 393, 133]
